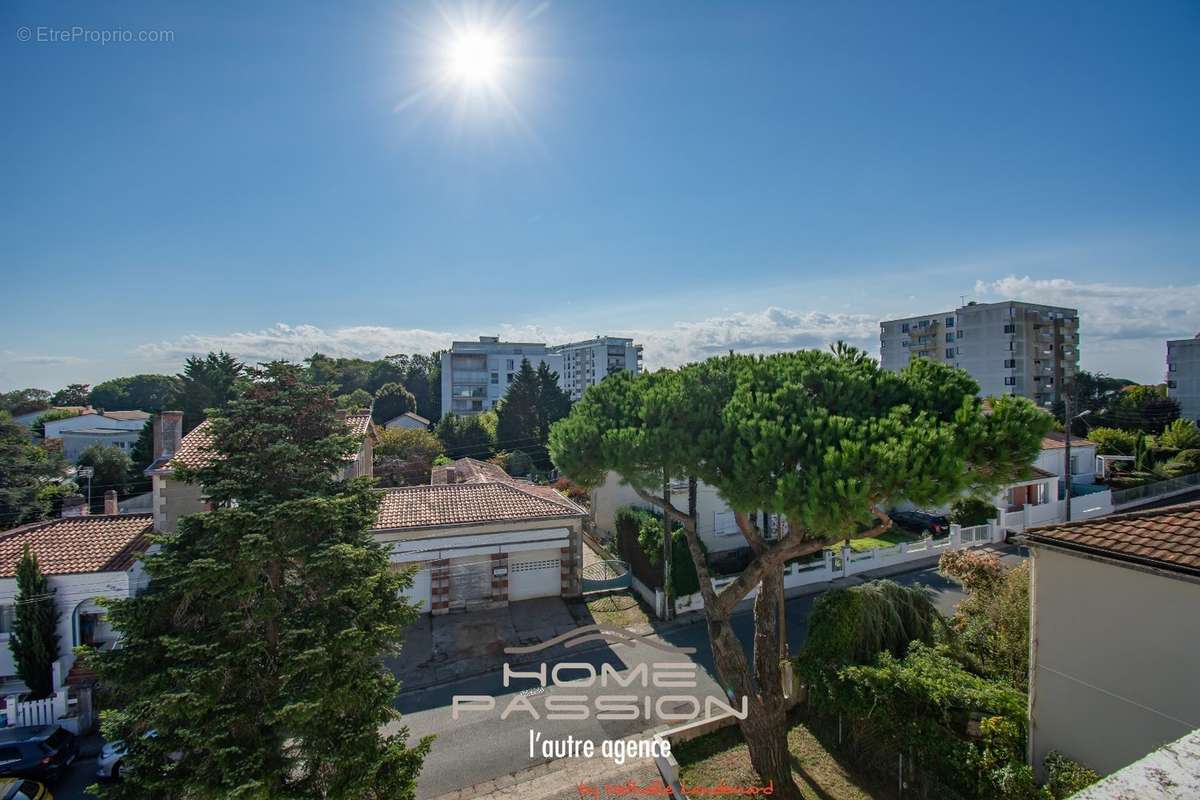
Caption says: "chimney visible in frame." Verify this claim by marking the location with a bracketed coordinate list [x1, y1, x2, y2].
[154, 411, 184, 461]
[61, 494, 88, 518]
[104, 490, 119, 516]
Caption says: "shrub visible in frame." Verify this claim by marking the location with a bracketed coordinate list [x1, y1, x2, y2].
[506, 449, 533, 476]
[613, 506, 705, 597]
[1158, 418, 1200, 450]
[949, 496, 995, 527]
[1088, 426, 1139, 456]
[1043, 752, 1100, 799]
[939, 549, 1003, 593]
[941, 554, 1030, 691]
[552, 477, 589, 501]
[1174, 448, 1200, 471]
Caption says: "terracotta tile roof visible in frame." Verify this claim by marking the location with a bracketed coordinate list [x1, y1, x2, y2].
[166, 414, 373, 472]
[0, 514, 152, 577]
[1041, 432, 1097, 449]
[373, 482, 584, 531]
[431, 457, 514, 485]
[1026, 500, 1200, 576]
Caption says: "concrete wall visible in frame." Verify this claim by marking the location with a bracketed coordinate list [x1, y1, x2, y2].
[155, 475, 208, 533]
[589, 472, 746, 553]
[1029, 545, 1200, 778]
[1167, 337, 1200, 423]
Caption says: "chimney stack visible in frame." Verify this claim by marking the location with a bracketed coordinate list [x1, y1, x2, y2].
[61, 494, 88, 518]
[104, 490, 119, 516]
[154, 411, 184, 461]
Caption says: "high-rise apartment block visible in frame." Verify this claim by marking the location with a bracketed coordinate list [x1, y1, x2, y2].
[880, 300, 1079, 407]
[548, 336, 643, 401]
[1167, 335, 1200, 423]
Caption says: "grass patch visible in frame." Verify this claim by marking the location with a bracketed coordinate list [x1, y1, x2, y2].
[847, 528, 920, 552]
[571, 591, 651, 629]
[675, 716, 894, 800]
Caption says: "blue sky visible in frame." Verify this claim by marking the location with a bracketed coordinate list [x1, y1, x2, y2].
[2, 0, 1198, 389]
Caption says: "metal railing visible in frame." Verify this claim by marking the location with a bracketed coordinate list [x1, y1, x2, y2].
[1111, 472, 1200, 507]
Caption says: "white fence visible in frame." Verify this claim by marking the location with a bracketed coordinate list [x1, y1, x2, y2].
[1111, 472, 1200, 510]
[996, 490, 1114, 534]
[673, 520, 1004, 616]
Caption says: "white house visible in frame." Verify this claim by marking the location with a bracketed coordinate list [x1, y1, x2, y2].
[1026, 502, 1200, 780]
[0, 512, 152, 693]
[373, 481, 585, 613]
[383, 411, 431, 431]
[43, 410, 149, 440]
[61, 426, 141, 463]
[1035, 432, 1098, 485]
[588, 472, 750, 554]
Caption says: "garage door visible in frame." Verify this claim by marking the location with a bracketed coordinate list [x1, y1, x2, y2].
[509, 550, 561, 601]
[449, 558, 493, 608]
[393, 562, 430, 613]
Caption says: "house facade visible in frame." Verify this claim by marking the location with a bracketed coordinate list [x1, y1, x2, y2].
[42, 410, 149, 440]
[373, 481, 585, 613]
[145, 410, 378, 533]
[1026, 503, 1200, 779]
[61, 426, 141, 463]
[589, 472, 750, 554]
[383, 412, 431, 431]
[0, 513, 152, 692]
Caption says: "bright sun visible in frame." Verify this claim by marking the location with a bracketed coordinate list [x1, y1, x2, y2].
[447, 30, 505, 86]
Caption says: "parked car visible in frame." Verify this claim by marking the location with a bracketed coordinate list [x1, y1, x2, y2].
[97, 730, 173, 781]
[889, 510, 949, 536]
[0, 778, 52, 800]
[0, 726, 77, 781]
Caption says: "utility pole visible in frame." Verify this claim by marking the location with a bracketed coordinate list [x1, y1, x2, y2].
[662, 471, 673, 621]
[78, 466, 94, 512]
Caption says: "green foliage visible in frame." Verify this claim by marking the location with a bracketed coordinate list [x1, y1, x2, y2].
[432, 454, 453, 466]
[823, 642, 1029, 799]
[11, 545, 60, 698]
[492, 449, 533, 477]
[434, 413, 495, 460]
[33, 407, 83, 439]
[0, 411, 62, 525]
[940, 552, 1030, 690]
[88, 362, 430, 800]
[0, 388, 52, 417]
[799, 580, 940, 684]
[51, 383, 91, 407]
[373, 383, 417, 425]
[551, 349, 1050, 544]
[1159, 418, 1200, 451]
[1043, 752, 1100, 799]
[1106, 384, 1181, 435]
[374, 428, 444, 487]
[613, 506, 705, 597]
[949, 496, 995, 527]
[1172, 449, 1200, 472]
[307, 353, 442, 421]
[35, 480, 79, 518]
[175, 351, 245, 433]
[1088, 426, 1139, 456]
[89, 374, 182, 413]
[334, 388, 374, 412]
[78, 444, 133, 499]
[1134, 432, 1149, 471]
[496, 360, 572, 469]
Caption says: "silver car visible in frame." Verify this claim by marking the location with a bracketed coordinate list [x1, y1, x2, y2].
[95, 739, 127, 780]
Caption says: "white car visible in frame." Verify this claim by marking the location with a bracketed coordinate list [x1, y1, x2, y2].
[95, 738, 128, 780]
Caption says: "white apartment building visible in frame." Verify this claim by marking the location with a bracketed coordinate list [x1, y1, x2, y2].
[1166, 334, 1200, 423]
[548, 336, 643, 401]
[881, 300, 1079, 407]
[440, 337, 564, 418]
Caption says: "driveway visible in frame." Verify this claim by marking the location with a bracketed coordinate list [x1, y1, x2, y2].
[387, 597, 580, 691]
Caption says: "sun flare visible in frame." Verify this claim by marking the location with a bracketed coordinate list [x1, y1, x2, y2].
[446, 29, 506, 86]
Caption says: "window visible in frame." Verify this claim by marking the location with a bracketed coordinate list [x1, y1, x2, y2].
[1003, 324, 1016, 334]
[506, 373, 514, 384]
[1004, 377, 1016, 386]
[505, 359, 514, 370]
[918, 335, 929, 344]
[945, 333, 953, 343]
[0, 605, 13, 634]
[1004, 359, 1016, 368]
[956, 329, 963, 339]
[901, 323, 910, 333]
[1008, 341, 1015, 351]
[1168, 380, 1177, 389]
[945, 317, 955, 327]
[713, 511, 739, 536]
[945, 348, 955, 359]
[919, 319, 930, 328]
[490, 373, 498, 385]
[1168, 363, 1177, 372]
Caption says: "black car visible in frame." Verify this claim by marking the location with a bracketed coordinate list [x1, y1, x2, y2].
[0, 725, 79, 780]
[890, 510, 950, 536]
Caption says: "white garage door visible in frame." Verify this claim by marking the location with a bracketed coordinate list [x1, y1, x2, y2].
[394, 562, 431, 613]
[508, 550, 561, 602]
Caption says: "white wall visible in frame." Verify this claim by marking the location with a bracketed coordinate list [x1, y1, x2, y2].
[62, 430, 140, 463]
[44, 414, 145, 439]
[0, 570, 133, 682]
[1167, 337, 1200, 423]
[1030, 546, 1200, 777]
[1035, 445, 1098, 483]
[589, 472, 746, 553]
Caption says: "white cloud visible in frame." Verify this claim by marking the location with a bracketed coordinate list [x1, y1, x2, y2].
[975, 276, 1200, 343]
[0, 352, 85, 367]
[136, 323, 456, 364]
[132, 308, 879, 373]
